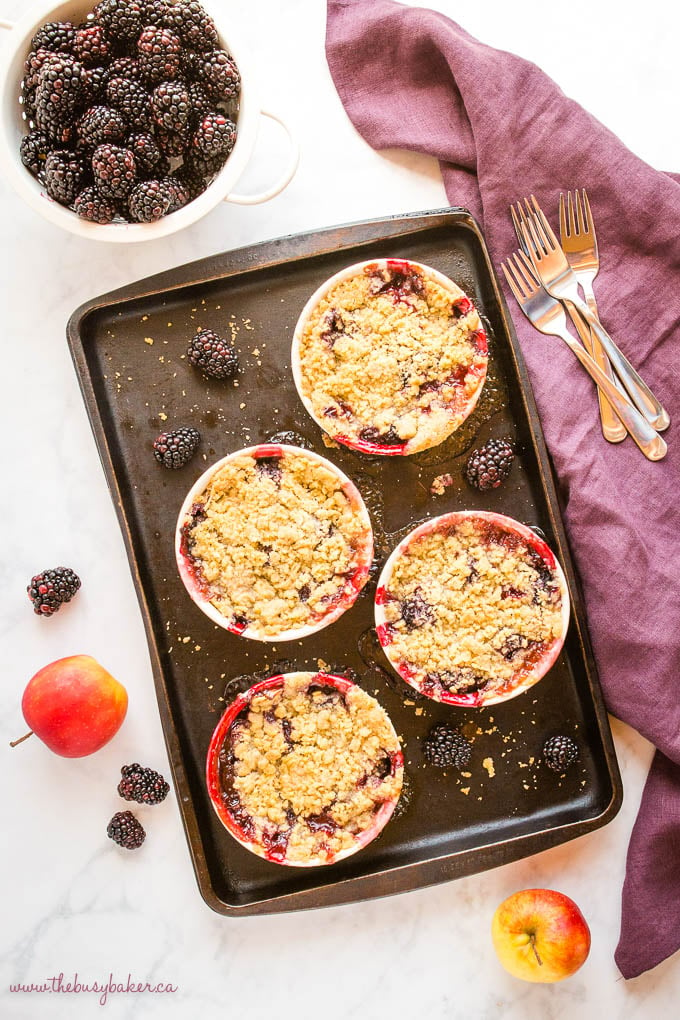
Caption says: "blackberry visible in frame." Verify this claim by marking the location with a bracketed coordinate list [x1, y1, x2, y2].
[182, 149, 224, 181]
[23, 48, 53, 93]
[31, 21, 75, 54]
[94, 0, 144, 43]
[118, 763, 170, 804]
[72, 25, 110, 66]
[153, 425, 201, 468]
[27, 566, 81, 616]
[44, 149, 88, 204]
[186, 82, 211, 123]
[128, 178, 172, 221]
[106, 76, 152, 129]
[543, 735, 579, 773]
[108, 56, 142, 80]
[35, 54, 88, 124]
[195, 49, 240, 101]
[150, 80, 191, 131]
[163, 1, 219, 52]
[78, 105, 127, 146]
[137, 26, 182, 87]
[83, 64, 111, 102]
[173, 161, 208, 200]
[160, 174, 191, 212]
[126, 131, 165, 175]
[192, 112, 236, 158]
[141, 0, 171, 25]
[155, 123, 191, 158]
[35, 111, 75, 147]
[107, 810, 145, 849]
[92, 142, 137, 198]
[422, 723, 472, 769]
[187, 328, 238, 379]
[74, 185, 117, 223]
[20, 130, 52, 175]
[465, 438, 515, 491]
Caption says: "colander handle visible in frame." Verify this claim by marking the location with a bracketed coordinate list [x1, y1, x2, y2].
[223, 109, 299, 206]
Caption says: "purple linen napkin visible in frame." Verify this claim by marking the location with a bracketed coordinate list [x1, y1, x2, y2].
[326, 0, 680, 979]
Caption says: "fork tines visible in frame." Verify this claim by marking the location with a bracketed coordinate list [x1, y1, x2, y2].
[559, 188, 593, 240]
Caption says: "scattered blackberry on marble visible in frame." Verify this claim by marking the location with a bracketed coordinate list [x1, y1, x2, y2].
[465, 438, 515, 491]
[20, 130, 52, 175]
[78, 105, 127, 146]
[164, 0, 219, 52]
[27, 566, 81, 616]
[31, 21, 75, 54]
[107, 810, 146, 849]
[195, 49, 240, 101]
[153, 425, 201, 468]
[73, 185, 117, 223]
[106, 75, 152, 129]
[128, 178, 172, 221]
[118, 763, 170, 805]
[94, 0, 145, 44]
[72, 24, 110, 66]
[150, 80, 191, 131]
[422, 723, 472, 769]
[187, 328, 238, 379]
[43, 149, 88, 204]
[137, 25, 183, 86]
[543, 735, 579, 773]
[191, 111, 236, 158]
[92, 142, 136, 198]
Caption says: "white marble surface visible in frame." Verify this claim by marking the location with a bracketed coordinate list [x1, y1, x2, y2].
[2, 0, 679, 1016]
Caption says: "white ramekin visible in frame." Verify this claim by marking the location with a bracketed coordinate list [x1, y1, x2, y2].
[0, 0, 298, 241]
[291, 258, 488, 456]
[206, 671, 404, 867]
[374, 510, 571, 707]
[175, 443, 374, 642]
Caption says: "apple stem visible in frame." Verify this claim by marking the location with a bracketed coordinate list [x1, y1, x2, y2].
[9, 731, 34, 748]
[529, 933, 543, 967]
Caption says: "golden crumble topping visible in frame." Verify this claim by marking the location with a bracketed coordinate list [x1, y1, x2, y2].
[218, 673, 403, 865]
[296, 260, 488, 454]
[379, 516, 564, 702]
[180, 448, 372, 637]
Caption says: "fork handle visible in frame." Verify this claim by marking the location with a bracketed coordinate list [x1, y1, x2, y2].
[564, 296, 670, 432]
[580, 293, 627, 443]
[558, 328, 666, 461]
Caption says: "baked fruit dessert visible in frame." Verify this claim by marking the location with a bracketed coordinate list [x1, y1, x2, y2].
[175, 444, 373, 640]
[292, 259, 488, 455]
[375, 511, 570, 706]
[206, 671, 404, 866]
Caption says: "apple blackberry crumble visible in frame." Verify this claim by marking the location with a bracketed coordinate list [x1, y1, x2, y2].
[376, 512, 568, 706]
[212, 672, 404, 865]
[178, 445, 373, 639]
[294, 259, 488, 455]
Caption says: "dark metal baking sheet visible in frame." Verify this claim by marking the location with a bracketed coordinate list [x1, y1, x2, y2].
[66, 209, 622, 915]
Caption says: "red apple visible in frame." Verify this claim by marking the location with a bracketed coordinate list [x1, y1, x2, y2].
[13, 655, 128, 757]
[491, 888, 591, 983]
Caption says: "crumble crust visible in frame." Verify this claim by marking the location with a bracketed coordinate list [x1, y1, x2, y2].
[381, 517, 563, 698]
[183, 449, 370, 636]
[220, 673, 403, 863]
[297, 261, 487, 453]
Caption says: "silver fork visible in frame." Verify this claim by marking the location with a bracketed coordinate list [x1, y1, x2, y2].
[501, 252, 666, 461]
[515, 196, 670, 432]
[559, 190, 626, 444]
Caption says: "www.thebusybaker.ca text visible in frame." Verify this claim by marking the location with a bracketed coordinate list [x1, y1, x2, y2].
[9, 972, 178, 1006]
